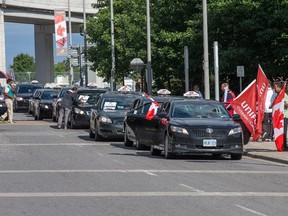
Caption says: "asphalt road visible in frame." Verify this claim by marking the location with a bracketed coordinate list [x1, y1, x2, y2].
[0, 112, 287, 216]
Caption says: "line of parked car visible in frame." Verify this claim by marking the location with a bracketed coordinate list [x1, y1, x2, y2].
[13, 83, 248, 160]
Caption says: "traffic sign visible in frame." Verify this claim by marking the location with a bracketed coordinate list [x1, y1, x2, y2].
[237, 66, 245, 77]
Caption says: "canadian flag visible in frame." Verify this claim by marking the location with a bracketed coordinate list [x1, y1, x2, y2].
[256, 65, 269, 137]
[272, 86, 285, 152]
[230, 80, 258, 140]
[146, 98, 160, 120]
[54, 10, 68, 56]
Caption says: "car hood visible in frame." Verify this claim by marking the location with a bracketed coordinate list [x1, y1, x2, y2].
[100, 110, 127, 120]
[40, 99, 53, 104]
[74, 103, 94, 111]
[16, 93, 32, 99]
[170, 118, 240, 129]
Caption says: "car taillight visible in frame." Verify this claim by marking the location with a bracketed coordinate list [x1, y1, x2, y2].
[161, 118, 168, 126]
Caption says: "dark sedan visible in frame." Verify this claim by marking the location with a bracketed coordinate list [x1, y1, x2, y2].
[0, 87, 7, 116]
[28, 89, 42, 115]
[69, 88, 108, 129]
[14, 84, 43, 112]
[89, 91, 142, 140]
[127, 99, 244, 160]
[124, 95, 179, 149]
[34, 89, 59, 120]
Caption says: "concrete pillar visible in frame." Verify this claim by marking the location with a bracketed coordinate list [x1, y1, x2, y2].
[34, 24, 54, 84]
[0, 8, 6, 72]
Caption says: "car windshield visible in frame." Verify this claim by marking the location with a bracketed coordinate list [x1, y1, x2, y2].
[18, 85, 42, 94]
[171, 103, 230, 119]
[41, 91, 57, 99]
[77, 92, 102, 104]
[101, 97, 135, 111]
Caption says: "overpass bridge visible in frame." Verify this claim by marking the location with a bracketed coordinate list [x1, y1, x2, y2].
[0, 0, 97, 83]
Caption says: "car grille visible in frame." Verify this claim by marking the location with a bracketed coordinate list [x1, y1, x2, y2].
[192, 129, 228, 138]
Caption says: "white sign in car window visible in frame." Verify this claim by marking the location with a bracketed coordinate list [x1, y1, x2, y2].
[103, 102, 117, 110]
[78, 95, 89, 103]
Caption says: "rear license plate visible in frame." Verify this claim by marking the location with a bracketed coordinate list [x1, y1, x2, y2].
[203, 139, 217, 147]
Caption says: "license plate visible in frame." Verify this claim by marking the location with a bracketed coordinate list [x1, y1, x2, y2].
[203, 139, 217, 147]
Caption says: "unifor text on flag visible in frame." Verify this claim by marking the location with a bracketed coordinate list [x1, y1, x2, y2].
[230, 80, 258, 140]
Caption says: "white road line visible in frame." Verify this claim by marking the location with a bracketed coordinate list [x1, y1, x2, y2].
[98, 153, 104, 157]
[179, 184, 204, 192]
[0, 169, 287, 174]
[0, 192, 287, 198]
[144, 171, 158, 176]
[0, 143, 110, 146]
[235, 204, 268, 216]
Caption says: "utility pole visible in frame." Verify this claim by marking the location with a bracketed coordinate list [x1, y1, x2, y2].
[146, 0, 152, 95]
[68, 0, 74, 85]
[203, 0, 210, 99]
[110, 0, 115, 91]
[83, 0, 88, 87]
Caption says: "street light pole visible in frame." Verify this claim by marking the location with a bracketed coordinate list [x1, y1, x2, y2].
[68, 0, 74, 85]
[110, 0, 115, 91]
[203, 0, 210, 99]
[146, 0, 152, 95]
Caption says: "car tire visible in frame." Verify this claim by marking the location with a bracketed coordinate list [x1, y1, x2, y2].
[164, 134, 175, 159]
[89, 129, 95, 139]
[135, 139, 145, 150]
[34, 115, 38, 120]
[150, 145, 161, 156]
[124, 127, 133, 147]
[231, 153, 242, 160]
[52, 115, 57, 122]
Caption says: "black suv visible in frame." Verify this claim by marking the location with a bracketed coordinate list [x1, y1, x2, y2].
[14, 84, 43, 111]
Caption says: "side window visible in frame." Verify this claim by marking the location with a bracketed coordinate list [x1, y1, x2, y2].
[162, 102, 171, 113]
[132, 99, 140, 110]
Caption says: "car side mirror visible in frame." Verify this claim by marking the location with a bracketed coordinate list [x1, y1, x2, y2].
[232, 114, 241, 121]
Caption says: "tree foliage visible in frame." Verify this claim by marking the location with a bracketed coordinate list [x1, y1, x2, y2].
[11, 53, 35, 72]
[87, 0, 288, 96]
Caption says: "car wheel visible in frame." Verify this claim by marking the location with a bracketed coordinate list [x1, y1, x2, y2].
[52, 115, 57, 122]
[135, 139, 145, 150]
[89, 129, 95, 139]
[124, 127, 133, 147]
[34, 115, 38, 120]
[231, 153, 242, 160]
[164, 134, 175, 159]
[150, 145, 161, 156]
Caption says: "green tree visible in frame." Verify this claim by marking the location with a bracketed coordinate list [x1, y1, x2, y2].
[11, 53, 35, 72]
[54, 59, 70, 72]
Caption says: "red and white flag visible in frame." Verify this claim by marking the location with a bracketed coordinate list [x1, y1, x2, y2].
[230, 80, 258, 140]
[272, 86, 285, 152]
[146, 97, 160, 120]
[256, 65, 269, 137]
[54, 10, 68, 56]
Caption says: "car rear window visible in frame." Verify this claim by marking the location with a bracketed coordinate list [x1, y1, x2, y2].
[18, 85, 42, 93]
[101, 97, 135, 111]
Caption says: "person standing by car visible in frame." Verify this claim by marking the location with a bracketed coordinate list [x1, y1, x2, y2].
[0, 78, 15, 123]
[57, 87, 78, 129]
[221, 82, 236, 115]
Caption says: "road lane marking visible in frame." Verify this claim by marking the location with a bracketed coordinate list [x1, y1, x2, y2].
[144, 171, 158, 176]
[0, 170, 287, 174]
[98, 153, 104, 157]
[235, 204, 267, 216]
[179, 184, 204, 192]
[0, 143, 110, 146]
[0, 192, 287, 197]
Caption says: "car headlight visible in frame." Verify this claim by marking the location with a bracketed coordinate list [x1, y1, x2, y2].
[74, 108, 84, 115]
[228, 127, 242, 136]
[170, 126, 189, 135]
[99, 116, 112, 123]
[40, 104, 49, 109]
[0, 104, 2, 107]
[16, 97, 23, 101]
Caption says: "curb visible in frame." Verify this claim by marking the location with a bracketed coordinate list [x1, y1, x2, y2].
[244, 151, 288, 165]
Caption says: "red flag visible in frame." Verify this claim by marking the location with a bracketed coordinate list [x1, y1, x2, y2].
[54, 10, 68, 56]
[256, 65, 269, 137]
[146, 98, 160, 120]
[230, 80, 258, 140]
[272, 86, 285, 152]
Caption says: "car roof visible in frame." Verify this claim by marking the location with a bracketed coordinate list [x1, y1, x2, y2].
[101, 91, 143, 98]
[77, 88, 108, 93]
[170, 98, 223, 105]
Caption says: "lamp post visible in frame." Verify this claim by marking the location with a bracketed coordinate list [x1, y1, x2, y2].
[83, 0, 88, 87]
[68, 0, 74, 85]
[203, 0, 210, 99]
[110, 0, 116, 91]
[146, 0, 152, 95]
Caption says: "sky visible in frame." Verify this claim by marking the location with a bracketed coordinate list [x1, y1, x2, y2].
[4, 22, 83, 71]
